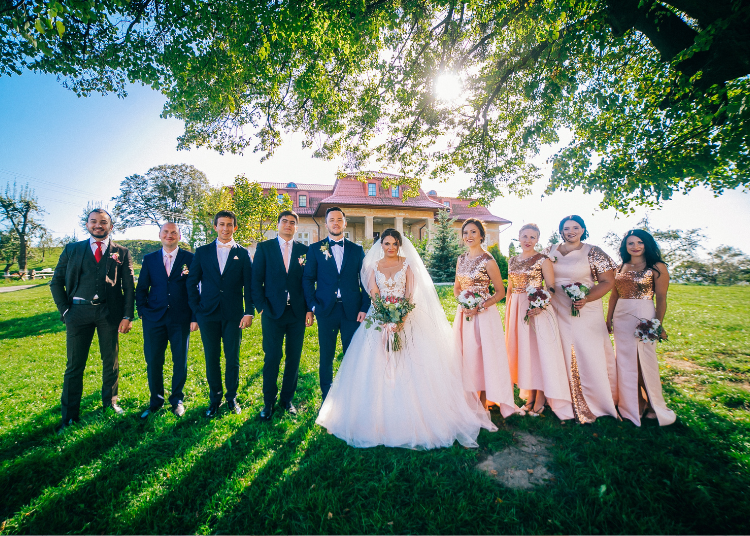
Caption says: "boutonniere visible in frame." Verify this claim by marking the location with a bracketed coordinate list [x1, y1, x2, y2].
[181, 264, 189, 275]
[320, 243, 331, 260]
[298, 254, 306, 266]
[111, 251, 120, 262]
[551, 255, 558, 263]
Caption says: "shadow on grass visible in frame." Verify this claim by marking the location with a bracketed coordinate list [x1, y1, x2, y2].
[0, 311, 65, 339]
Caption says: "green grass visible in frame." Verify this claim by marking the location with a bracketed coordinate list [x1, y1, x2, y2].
[0, 285, 749, 534]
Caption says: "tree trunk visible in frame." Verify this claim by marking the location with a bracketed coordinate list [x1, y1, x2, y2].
[18, 236, 27, 273]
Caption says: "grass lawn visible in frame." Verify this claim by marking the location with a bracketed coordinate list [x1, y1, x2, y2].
[0, 285, 748, 534]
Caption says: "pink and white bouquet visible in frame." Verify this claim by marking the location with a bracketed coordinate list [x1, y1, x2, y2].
[561, 282, 590, 317]
[457, 290, 483, 321]
[524, 285, 551, 324]
[365, 295, 416, 352]
[635, 318, 665, 343]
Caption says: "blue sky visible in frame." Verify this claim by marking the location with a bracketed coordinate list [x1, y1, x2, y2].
[1, 71, 748, 259]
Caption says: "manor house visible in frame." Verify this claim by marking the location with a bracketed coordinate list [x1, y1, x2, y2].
[260, 172, 511, 246]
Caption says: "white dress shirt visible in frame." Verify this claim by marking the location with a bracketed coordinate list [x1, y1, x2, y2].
[162, 247, 178, 276]
[330, 237, 344, 298]
[278, 235, 294, 301]
[216, 239, 237, 274]
[89, 236, 110, 256]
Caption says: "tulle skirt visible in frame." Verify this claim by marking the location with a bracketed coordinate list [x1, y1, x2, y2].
[613, 299, 676, 426]
[453, 305, 520, 418]
[316, 312, 497, 449]
[505, 293, 574, 420]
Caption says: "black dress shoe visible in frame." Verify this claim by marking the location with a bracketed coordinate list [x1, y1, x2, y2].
[172, 403, 185, 417]
[227, 400, 242, 415]
[259, 405, 274, 421]
[281, 401, 297, 416]
[205, 403, 222, 418]
[56, 418, 77, 435]
[140, 406, 161, 419]
[104, 403, 125, 416]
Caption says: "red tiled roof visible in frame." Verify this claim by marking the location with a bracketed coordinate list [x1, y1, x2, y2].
[450, 204, 511, 224]
[260, 182, 334, 192]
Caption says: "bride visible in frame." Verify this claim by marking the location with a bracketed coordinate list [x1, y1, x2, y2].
[316, 229, 497, 449]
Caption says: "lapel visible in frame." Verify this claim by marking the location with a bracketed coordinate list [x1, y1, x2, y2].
[223, 244, 241, 275]
[290, 241, 304, 274]
[339, 238, 352, 275]
[73, 240, 88, 276]
[324, 237, 340, 272]
[105, 241, 117, 275]
[168, 248, 185, 280]
[209, 241, 221, 276]
[270, 238, 287, 274]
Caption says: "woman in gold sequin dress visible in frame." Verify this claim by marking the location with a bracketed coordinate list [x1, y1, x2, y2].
[546, 215, 619, 423]
[505, 224, 574, 420]
[606, 230, 675, 426]
[454, 219, 521, 418]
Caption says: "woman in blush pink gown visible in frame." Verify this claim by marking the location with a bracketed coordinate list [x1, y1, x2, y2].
[453, 219, 522, 418]
[606, 230, 676, 427]
[505, 223, 573, 420]
[546, 215, 619, 423]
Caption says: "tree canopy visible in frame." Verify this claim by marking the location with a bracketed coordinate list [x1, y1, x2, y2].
[3, 0, 749, 211]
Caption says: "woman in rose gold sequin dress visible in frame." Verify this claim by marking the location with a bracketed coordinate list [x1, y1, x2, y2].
[606, 230, 676, 426]
[546, 215, 619, 423]
[505, 224, 574, 420]
[453, 219, 521, 418]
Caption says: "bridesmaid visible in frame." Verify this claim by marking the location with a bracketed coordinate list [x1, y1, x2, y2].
[606, 230, 676, 426]
[546, 215, 619, 423]
[453, 218, 521, 418]
[505, 223, 573, 420]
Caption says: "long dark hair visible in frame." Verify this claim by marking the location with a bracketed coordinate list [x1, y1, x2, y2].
[619, 229, 666, 275]
[381, 228, 402, 247]
[558, 215, 589, 241]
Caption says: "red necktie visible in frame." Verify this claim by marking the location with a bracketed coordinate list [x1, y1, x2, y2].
[94, 241, 103, 263]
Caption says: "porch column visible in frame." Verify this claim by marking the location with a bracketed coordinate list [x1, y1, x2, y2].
[395, 216, 404, 235]
[365, 215, 374, 240]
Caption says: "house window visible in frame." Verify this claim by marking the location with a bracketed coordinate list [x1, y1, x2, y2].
[298, 195, 307, 207]
[443, 201, 450, 208]
[277, 194, 285, 203]
[296, 232, 310, 245]
[391, 186, 399, 198]
[344, 231, 351, 240]
[368, 183, 376, 196]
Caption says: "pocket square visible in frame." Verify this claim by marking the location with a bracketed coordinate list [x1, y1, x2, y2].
[233, 255, 239, 259]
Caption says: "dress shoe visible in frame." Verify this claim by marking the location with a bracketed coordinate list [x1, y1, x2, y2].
[104, 403, 125, 416]
[281, 401, 297, 416]
[56, 418, 77, 435]
[227, 400, 242, 415]
[204, 403, 222, 418]
[259, 405, 274, 421]
[140, 406, 161, 419]
[172, 403, 185, 417]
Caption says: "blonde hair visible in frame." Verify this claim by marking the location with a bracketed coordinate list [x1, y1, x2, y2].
[518, 223, 541, 238]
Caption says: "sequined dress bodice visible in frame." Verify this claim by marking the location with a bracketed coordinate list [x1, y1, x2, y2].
[455, 252, 493, 300]
[615, 268, 654, 300]
[375, 259, 409, 299]
[508, 253, 547, 293]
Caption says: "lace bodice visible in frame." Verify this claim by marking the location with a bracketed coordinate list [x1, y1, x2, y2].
[374, 259, 410, 299]
[455, 252, 493, 300]
[615, 268, 655, 300]
[508, 253, 547, 293]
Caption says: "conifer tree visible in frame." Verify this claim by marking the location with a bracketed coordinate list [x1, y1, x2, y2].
[427, 210, 463, 283]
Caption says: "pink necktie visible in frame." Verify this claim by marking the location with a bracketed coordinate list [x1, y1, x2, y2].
[283, 241, 291, 272]
[94, 242, 103, 263]
[165, 253, 172, 275]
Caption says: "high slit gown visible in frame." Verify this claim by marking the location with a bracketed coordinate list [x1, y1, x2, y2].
[612, 268, 676, 426]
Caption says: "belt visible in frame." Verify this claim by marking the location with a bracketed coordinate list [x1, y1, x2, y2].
[72, 298, 106, 305]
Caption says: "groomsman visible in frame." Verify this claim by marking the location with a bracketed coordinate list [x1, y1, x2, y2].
[187, 211, 254, 417]
[135, 222, 197, 418]
[50, 209, 135, 433]
[252, 210, 313, 420]
[303, 207, 370, 400]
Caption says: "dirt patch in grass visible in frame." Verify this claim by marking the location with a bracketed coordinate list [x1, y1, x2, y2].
[476, 432, 554, 489]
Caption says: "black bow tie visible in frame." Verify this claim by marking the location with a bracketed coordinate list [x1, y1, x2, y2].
[330, 240, 344, 247]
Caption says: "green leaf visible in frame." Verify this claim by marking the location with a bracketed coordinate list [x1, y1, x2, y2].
[55, 20, 65, 37]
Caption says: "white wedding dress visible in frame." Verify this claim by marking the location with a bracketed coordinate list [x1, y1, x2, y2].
[316, 237, 496, 449]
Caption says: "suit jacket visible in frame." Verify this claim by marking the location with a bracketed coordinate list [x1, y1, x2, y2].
[50, 239, 135, 324]
[302, 237, 370, 320]
[136, 248, 196, 325]
[252, 238, 309, 320]
[186, 241, 254, 322]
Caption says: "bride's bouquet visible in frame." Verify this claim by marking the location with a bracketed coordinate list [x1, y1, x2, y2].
[457, 290, 483, 321]
[364, 295, 416, 352]
[561, 282, 590, 317]
[524, 285, 551, 324]
[634, 317, 665, 343]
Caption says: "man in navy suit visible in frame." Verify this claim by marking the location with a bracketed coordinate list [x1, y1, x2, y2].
[303, 207, 370, 401]
[186, 211, 254, 417]
[252, 210, 313, 420]
[135, 222, 197, 418]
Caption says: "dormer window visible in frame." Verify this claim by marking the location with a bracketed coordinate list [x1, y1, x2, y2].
[368, 183, 376, 196]
[278, 194, 285, 203]
[298, 194, 307, 207]
[391, 186, 399, 198]
[286, 182, 297, 188]
[443, 201, 451, 208]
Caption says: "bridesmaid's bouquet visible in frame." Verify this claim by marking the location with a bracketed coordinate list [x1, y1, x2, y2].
[365, 295, 416, 352]
[524, 285, 551, 324]
[561, 282, 590, 317]
[457, 290, 483, 321]
[635, 317, 665, 343]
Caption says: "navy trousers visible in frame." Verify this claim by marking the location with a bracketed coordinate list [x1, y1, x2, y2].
[142, 318, 190, 408]
[197, 317, 242, 405]
[316, 302, 360, 400]
[261, 305, 305, 407]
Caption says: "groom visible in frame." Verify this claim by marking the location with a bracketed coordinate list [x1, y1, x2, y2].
[303, 207, 370, 400]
